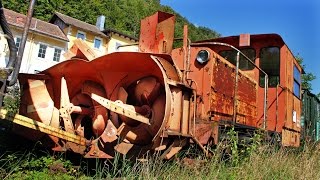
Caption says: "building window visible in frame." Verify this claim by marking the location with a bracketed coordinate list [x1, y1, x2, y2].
[293, 65, 301, 98]
[94, 37, 102, 49]
[259, 47, 280, 87]
[53, 48, 62, 62]
[219, 48, 256, 70]
[76, 31, 85, 40]
[15, 37, 21, 49]
[38, 44, 47, 58]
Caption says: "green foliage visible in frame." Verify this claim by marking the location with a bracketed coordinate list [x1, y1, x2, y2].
[3, 85, 20, 116]
[2, 0, 220, 41]
[245, 131, 263, 154]
[303, 73, 317, 91]
[1, 0, 28, 14]
[225, 127, 264, 166]
[0, 151, 82, 180]
[226, 127, 239, 166]
[1, 134, 320, 179]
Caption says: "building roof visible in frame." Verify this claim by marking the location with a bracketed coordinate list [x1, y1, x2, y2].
[50, 12, 138, 41]
[103, 28, 138, 42]
[50, 12, 107, 38]
[3, 8, 68, 41]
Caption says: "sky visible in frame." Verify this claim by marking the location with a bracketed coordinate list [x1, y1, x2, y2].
[161, 0, 320, 94]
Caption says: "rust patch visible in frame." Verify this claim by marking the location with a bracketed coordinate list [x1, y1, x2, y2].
[210, 57, 257, 126]
[194, 122, 214, 145]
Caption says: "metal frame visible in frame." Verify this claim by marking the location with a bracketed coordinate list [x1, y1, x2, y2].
[0, 108, 87, 146]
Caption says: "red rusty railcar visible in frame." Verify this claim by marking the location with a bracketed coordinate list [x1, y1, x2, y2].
[172, 33, 302, 147]
[1, 11, 303, 160]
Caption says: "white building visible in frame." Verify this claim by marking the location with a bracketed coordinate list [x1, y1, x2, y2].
[0, 8, 68, 73]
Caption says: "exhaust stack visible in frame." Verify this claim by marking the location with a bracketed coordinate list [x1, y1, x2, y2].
[139, 11, 175, 54]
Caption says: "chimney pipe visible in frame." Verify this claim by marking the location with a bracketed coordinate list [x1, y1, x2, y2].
[96, 15, 105, 31]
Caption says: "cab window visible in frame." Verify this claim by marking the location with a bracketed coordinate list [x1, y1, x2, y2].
[293, 65, 301, 98]
[259, 47, 280, 87]
[219, 48, 256, 71]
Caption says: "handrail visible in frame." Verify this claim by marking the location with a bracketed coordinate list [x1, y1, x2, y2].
[116, 43, 139, 50]
[233, 51, 240, 124]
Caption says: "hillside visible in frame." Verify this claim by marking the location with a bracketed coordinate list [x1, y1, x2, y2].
[2, 0, 220, 41]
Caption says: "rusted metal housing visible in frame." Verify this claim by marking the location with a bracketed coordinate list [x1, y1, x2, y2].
[14, 11, 190, 159]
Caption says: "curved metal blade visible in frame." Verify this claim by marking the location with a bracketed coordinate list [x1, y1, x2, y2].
[91, 93, 150, 125]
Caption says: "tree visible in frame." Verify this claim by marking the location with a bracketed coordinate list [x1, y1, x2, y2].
[295, 54, 316, 91]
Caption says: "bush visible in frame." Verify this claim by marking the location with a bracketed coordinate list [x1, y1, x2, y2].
[3, 84, 20, 115]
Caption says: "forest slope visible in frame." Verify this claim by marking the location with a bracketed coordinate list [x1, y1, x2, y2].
[3, 0, 220, 41]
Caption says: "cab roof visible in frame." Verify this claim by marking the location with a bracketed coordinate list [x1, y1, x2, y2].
[195, 33, 304, 73]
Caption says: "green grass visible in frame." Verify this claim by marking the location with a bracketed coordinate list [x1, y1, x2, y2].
[0, 129, 320, 180]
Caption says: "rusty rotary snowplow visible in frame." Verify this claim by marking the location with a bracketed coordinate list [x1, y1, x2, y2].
[17, 53, 179, 159]
[2, 12, 194, 159]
